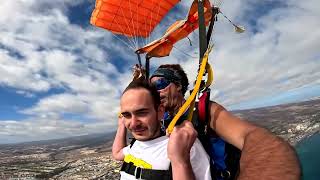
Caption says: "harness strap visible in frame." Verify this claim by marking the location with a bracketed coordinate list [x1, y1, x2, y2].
[198, 89, 210, 123]
[129, 138, 136, 148]
[121, 162, 172, 180]
[167, 46, 212, 133]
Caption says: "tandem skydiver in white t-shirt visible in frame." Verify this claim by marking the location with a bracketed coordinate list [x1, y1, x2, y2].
[113, 79, 211, 180]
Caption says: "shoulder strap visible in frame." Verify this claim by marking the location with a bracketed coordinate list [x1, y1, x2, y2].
[195, 89, 242, 180]
[198, 88, 211, 124]
[129, 138, 136, 148]
[191, 88, 211, 138]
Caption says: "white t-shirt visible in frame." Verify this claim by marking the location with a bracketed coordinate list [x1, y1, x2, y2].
[120, 136, 211, 180]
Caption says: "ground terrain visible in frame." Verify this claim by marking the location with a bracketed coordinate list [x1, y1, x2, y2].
[0, 99, 319, 179]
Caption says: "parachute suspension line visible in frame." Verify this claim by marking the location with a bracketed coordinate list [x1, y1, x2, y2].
[128, 0, 139, 49]
[111, 33, 136, 51]
[187, 36, 193, 46]
[190, 31, 201, 49]
[219, 10, 245, 33]
[112, 19, 136, 50]
[145, 56, 151, 79]
[138, 0, 148, 47]
[111, 1, 137, 49]
[147, 0, 155, 45]
[142, 10, 148, 47]
[173, 36, 195, 59]
[206, 7, 219, 46]
[173, 46, 197, 59]
[119, 1, 138, 49]
[153, 0, 163, 45]
[146, 0, 161, 47]
[219, 10, 236, 27]
[136, 52, 142, 67]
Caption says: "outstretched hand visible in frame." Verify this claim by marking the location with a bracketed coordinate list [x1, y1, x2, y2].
[167, 120, 198, 164]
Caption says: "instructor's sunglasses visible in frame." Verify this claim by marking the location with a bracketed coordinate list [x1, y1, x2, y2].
[152, 78, 172, 90]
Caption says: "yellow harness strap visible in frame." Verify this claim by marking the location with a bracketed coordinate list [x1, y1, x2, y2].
[205, 63, 214, 88]
[124, 154, 153, 169]
[167, 46, 213, 133]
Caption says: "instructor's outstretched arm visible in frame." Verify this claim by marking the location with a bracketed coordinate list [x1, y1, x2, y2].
[209, 102, 301, 180]
[238, 128, 301, 180]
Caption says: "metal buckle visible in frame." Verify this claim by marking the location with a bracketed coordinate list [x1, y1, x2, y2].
[134, 166, 142, 179]
[220, 170, 231, 179]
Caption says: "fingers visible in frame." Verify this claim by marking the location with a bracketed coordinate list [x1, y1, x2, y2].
[172, 120, 198, 147]
[167, 120, 197, 137]
[118, 116, 125, 127]
[167, 120, 198, 164]
[175, 120, 197, 138]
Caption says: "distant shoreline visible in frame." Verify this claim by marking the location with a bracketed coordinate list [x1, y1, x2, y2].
[294, 130, 320, 147]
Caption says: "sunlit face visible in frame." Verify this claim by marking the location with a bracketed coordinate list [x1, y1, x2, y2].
[120, 88, 163, 141]
[150, 76, 181, 110]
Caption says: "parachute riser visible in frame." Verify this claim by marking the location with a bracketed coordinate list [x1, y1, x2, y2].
[197, 1, 218, 78]
[136, 52, 142, 67]
[206, 6, 219, 46]
[197, 0, 208, 62]
[195, 1, 217, 87]
[134, 52, 151, 80]
[188, 0, 216, 115]
[145, 56, 151, 79]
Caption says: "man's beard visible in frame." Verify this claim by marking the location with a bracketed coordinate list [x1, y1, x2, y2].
[132, 114, 161, 141]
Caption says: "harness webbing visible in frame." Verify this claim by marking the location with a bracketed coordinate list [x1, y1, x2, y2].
[121, 162, 172, 180]
[167, 46, 213, 133]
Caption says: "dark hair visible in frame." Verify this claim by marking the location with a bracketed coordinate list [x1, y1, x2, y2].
[123, 78, 161, 109]
[154, 64, 189, 96]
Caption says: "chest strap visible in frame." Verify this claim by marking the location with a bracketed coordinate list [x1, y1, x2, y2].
[121, 161, 172, 180]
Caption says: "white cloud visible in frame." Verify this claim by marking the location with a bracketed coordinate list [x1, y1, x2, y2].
[0, 117, 113, 144]
[0, 50, 51, 91]
[199, 0, 320, 106]
[0, 0, 123, 143]
[147, 0, 320, 108]
[22, 94, 88, 115]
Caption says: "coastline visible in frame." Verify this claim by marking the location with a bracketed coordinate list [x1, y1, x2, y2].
[285, 123, 320, 147]
[292, 128, 320, 147]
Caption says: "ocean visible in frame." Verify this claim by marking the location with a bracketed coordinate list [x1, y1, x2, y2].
[295, 133, 320, 180]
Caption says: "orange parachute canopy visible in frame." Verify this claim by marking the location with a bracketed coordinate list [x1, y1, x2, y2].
[90, 0, 180, 38]
[136, 0, 212, 57]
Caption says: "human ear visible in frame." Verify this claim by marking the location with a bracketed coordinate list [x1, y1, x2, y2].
[176, 84, 182, 92]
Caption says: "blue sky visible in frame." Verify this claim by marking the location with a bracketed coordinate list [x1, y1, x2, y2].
[0, 0, 319, 144]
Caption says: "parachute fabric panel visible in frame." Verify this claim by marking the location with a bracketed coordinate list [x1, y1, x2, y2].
[90, 0, 180, 38]
[136, 0, 212, 57]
